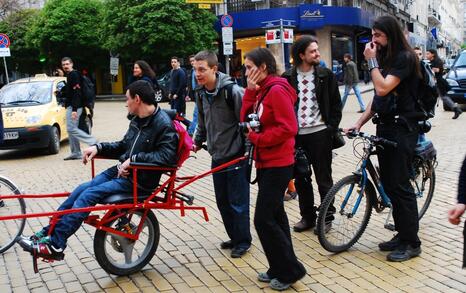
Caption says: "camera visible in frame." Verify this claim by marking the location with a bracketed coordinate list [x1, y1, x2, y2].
[238, 113, 260, 132]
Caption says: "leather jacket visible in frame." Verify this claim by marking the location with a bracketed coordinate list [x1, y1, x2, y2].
[97, 107, 178, 190]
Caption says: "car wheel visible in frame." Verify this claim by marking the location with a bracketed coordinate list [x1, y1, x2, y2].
[47, 126, 60, 155]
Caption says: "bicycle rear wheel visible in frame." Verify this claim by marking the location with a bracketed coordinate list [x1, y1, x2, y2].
[0, 176, 25, 253]
[411, 158, 435, 220]
[316, 175, 374, 253]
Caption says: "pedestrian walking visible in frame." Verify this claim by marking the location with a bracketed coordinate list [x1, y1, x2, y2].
[425, 49, 462, 119]
[447, 155, 466, 268]
[61, 57, 97, 160]
[192, 51, 251, 258]
[241, 47, 306, 291]
[187, 55, 199, 136]
[346, 15, 422, 262]
[282, 35, 342, 234]
[341, 53, 366, 112]
[169, 57, 187, 116]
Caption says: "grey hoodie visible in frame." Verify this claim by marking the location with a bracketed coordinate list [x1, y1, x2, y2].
[194, 72, 245, 162]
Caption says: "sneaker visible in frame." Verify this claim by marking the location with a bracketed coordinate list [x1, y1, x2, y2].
[313, 222, 332, 235]
[230, 246, 250, 258]
[17, 231, 47, 248]
[21, 237, 64, 260]
[452, 107, 463, 119]
[386, 244, 421, 262]
[269, 278, 291, 291]
[378, 234, 400, 251]
[64, 154, 82, 161]
[357, 109, 366, 113]
[220, 240, 233, 250]
[293, 218, 315, 232]
[258, 272, 272, 283]
[284, 191, 298, 201]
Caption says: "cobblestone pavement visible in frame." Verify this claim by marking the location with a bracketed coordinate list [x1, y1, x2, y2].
[0, 92, 465, 293]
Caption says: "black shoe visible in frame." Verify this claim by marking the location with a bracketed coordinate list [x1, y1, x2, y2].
[386, 245, 421, 262]
[357, 109, 365, 113]
[64, 154, 82, 161]
[293, 218, 315, 232]
[231, 246, 249, 258]
[378, 234, 400, 251]
[220, 240, 233, 250]
[314, 222, 332, 235]
[452, 107, 463, 119]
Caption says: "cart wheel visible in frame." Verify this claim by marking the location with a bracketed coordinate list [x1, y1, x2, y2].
[0, 176, 25, 253]
[94, 209, 160, 275]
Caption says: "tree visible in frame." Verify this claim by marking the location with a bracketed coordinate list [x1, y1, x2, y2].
[26, 0, 106, 70]
[0, 0, 19, 20]
[102, 0, 217, 63]
[0, 9, 42, 73]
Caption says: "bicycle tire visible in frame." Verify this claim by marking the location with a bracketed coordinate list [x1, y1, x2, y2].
[0, 176, 25, 253]
[94, 209, 160, 275]
[412, 159, 435, 220]
[317, 175, 374, 253]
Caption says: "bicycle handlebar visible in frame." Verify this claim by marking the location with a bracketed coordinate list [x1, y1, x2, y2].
[339, 128, 398, 148]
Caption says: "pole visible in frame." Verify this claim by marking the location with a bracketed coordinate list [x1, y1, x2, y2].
[280, 19, 285, 72]
[224, 0, 230, 75]
[3, 57, 9, 84]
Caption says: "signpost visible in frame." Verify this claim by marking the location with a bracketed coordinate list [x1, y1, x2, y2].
[0, 33, 10, 84]
[220, 14, 234, 75]
[110, 57, 119, 76]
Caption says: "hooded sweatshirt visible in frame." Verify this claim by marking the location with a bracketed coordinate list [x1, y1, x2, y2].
[194, 72, 245, 162]
[241, 75, 298, 169]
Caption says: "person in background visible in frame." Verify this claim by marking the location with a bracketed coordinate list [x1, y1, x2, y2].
[241, 47, 306, 291]
[187, 55, 198, 136]
[341, 53, 366, 113]
[132, 60, 158, 88]
[448, 155, 466, 268]
[169, 56, 187, 116]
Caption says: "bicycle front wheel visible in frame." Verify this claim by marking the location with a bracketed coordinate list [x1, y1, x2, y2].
[316, 175, 374, 253]
[412, 158, 435, 220]
[0, 176, 25, 253]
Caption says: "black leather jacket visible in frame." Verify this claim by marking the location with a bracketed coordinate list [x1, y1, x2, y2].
[96, 107, 178, 190]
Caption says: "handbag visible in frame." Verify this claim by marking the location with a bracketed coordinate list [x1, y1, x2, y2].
[332, 130, 346, 149]
[294, 147, 311, 178]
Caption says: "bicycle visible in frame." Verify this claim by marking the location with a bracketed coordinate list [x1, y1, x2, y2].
[0, 175, 24, 253]
[316, 129, 436, 253]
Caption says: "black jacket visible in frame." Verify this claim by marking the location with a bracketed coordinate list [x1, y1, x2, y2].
[65, 70, 84, 111]
[96, 108, 178, 190]
[282, 66, 342, 132]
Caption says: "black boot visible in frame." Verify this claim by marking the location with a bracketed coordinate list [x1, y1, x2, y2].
[453, 107, 463, 119]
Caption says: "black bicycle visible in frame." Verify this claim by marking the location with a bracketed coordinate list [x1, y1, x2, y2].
[316, 129, 436, 253]
[0, 175, 24, 253]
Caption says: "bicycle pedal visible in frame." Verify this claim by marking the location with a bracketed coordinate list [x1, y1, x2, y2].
[384, 223, 395, 231]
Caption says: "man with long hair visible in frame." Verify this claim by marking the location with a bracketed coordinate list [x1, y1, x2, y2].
[347, 15, 422, 262]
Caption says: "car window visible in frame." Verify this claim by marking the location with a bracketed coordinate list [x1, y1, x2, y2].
[0, 81, 53, 106]
[454, 53, 466, 67]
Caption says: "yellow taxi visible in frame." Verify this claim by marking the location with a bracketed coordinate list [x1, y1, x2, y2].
[0, 74, 68, 154]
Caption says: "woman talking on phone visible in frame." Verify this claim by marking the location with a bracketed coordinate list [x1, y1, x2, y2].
[241, 47, 306, 291]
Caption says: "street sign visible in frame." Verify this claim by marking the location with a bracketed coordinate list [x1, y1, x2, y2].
[0, 34, 10, 48]
[185, 0, 222, 3]
[265, 29, 280, 44]
[222, 27, 233, 43]
[283, 28, 294, 43]
[0, 48, 10, 57]
[223, 42, 233, 55]
[198, 3, 211, 9]
[220, 14, 234, 27]
[110, 57, 119, 75]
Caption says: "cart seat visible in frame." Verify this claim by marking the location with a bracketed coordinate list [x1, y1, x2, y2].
[101, 193, 164, 204]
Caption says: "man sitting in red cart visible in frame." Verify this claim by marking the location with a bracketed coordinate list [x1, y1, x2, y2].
[19, 80, 179, 260]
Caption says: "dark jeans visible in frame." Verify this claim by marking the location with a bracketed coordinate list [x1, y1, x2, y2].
[212, 159, 251, 249]
[255, 165, 306, 283]
[43, 166, 158, 249]
[377, 123, 421, 247]
[170, 96, 186, 116]
[295, 129, 335, 223]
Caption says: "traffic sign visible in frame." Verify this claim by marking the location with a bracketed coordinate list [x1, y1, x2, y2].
[185, 0, 222, 3]
[220, 14, 234, 27]
[110, 57, 119, 75]
[198, 3, 211, 9]
[222, 27, 233, 43]
[0, 34, 10, 48]
[223, 42, 233, 55]
[0, 48, 10, 57]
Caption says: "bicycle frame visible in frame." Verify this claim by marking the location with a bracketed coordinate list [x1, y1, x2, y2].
[0, 155, 247, 241]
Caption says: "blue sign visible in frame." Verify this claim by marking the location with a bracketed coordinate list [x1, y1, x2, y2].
[221, 14, 234, 27]
[0, 34, 10, 48]
[215, 4, 374, 32]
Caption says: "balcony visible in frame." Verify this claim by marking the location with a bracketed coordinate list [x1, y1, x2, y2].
[428, 8, 441, 26]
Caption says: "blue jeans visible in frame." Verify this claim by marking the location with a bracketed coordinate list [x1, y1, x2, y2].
[212, 159, 251, 249]
[187, 104, 198, 136]
[44, 166, 136, 249]
[341, 83, 366, 111]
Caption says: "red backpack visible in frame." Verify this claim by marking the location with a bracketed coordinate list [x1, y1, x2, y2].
[173, 119, 193, 167]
